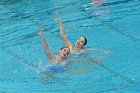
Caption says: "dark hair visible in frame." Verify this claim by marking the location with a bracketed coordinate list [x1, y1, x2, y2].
[81, 36, 87, 45]
[60, 47, 65, 50]
[60, 47, 70, 53]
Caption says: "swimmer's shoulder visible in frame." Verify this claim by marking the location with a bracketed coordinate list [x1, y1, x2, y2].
[48, 57, 58, 64]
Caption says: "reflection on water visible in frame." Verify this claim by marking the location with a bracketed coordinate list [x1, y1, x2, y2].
[92, 0, 110, 16]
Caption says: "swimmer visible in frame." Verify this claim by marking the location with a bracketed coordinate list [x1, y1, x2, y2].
[56, 11, 111, 53]
[38, 26, 70, 64]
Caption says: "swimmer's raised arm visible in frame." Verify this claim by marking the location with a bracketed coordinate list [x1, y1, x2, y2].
[38, 26, 56, 60]
[83, 48, 111, 54]
[56, 11, 73, 50]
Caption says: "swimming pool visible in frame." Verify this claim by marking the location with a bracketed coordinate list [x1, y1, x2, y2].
[0, 0, 140, 93]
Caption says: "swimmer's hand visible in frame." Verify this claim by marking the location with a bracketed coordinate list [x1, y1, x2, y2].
[38, 26, 44, 37]
[56, 11, 62, 22]
[102, 49, 112, 54]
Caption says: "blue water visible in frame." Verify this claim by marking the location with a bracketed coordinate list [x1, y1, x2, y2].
[0, 0, 140, 93]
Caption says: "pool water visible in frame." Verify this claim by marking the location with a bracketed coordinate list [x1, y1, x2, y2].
[0, 0, 140, 93]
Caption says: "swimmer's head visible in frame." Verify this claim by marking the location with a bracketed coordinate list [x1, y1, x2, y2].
[59, 47, 70, 58]
[75, 36, 87, 48]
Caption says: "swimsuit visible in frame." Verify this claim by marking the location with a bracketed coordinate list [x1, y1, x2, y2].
[46, 63, 66, 73]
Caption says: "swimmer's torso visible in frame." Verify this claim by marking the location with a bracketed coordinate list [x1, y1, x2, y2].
[46, 63, 66, 73]
[49, 57, 68, 64]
